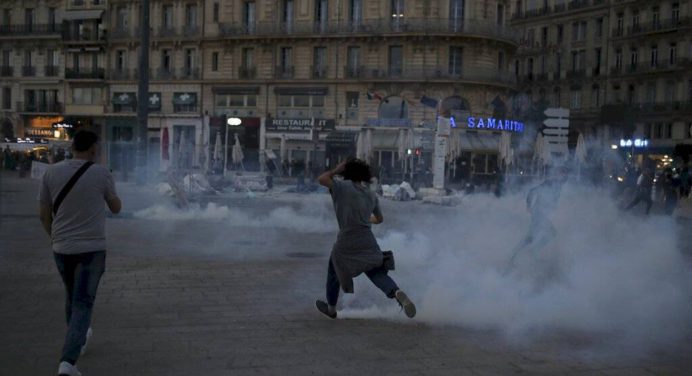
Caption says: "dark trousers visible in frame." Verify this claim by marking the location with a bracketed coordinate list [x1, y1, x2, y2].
[626, 190, 653, 214]
[326, 257, 398, 306]
[54, 251, 106, 364]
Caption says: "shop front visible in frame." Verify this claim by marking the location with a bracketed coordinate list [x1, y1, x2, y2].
[265, 117, 335, 176]
[105, 117, 136, 180]
[160, 117, 204, 172]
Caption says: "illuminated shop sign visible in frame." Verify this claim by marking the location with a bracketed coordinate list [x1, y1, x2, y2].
[52, 122, 75, 129]
[451, 116, 525, 133]
[620, 139, 649, 148]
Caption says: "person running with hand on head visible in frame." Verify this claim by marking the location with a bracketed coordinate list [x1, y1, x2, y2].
[315, 158, 416, 319]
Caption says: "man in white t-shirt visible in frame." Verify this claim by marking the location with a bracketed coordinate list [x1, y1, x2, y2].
[38, 130, 121, 376]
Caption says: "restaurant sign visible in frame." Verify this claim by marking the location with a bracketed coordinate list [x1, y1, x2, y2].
[267, 118, 335, 132]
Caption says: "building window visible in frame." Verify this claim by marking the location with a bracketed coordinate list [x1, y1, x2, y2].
[672, 3, 680, 23]
[116, 6, 128, 30]
[630, 48, 638, 68]
[277, 94, 324, 108]
[48, 8, 56, 29]
[315, 0, 328, 32]
[651, 6, 660, 29]
[282, 0, 294, 30]
[184, 49, 196, 76]
[632, 10, 640, 31]
[211, 51, 219, 72]
[116, 50, 125, 70]
[646, 84, 656, 103]
[216, 94, 257, 108]
[242, 48, 254, 68]
[391, 0, 405, 29]
[665, 82, 676, 102]
[185, 4, 198, 28]
[498, 51, 504, 72]
[161, 49, 171, 72]
[616, 13, 624, 34]
[570, 90, 581, 109]
[346, 91, 359, 119]
[650, 45, 658, 67]
[595, 17, 603, 37]
[25, 8, 33, 29]
[527, 29, 535, 46]
[244, 1, 256, 33]
[627, 85, 636, 104]
[594, 48, 601, 75]
[556, 24, 563, 43]
[3, 87, 11, 109]
[615, 48, 622, 69]
[540, 27, 548, 47]
[3, 9, 10, 26]
[213, 2, 219, 23]
[555, 53, 561, 78]
[449, 46, 463, 76]
[389, 45, 403, 76]
[162, 5, 173, 29]
[279, 47, 293, 78]
[496, 3, 504, 25]
[592, 85, 600, 108]
[526, 58, 534, 79]
[72, 87, 101, 105]
[350, 0, 363, 26]
[346, 46, 361, 76]
[669, 43, 677, 65]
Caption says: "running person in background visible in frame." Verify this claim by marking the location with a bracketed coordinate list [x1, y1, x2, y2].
[315, 158, 416, 319]
[505, 166, 569, 274]
[625, 168, 654, 215]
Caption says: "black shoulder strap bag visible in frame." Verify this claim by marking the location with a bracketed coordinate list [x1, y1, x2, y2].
[52, 161, 94, 216]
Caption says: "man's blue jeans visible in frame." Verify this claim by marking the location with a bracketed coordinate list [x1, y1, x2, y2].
[54, 251, 106, 365]
[326, 257, 398, 306]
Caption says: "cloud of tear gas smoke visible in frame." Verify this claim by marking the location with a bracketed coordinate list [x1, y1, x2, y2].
[341, 184, 692, 352]
[133, 201, 335, 233]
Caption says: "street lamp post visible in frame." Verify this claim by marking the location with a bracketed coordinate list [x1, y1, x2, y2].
[224, 117, 241, 177]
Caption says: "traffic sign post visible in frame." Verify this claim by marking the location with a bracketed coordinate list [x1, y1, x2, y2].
[542, 108, 570, 164]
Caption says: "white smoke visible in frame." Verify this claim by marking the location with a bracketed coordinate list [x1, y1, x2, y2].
[133, 201, 334, 233]
[342, 184, 692, 353]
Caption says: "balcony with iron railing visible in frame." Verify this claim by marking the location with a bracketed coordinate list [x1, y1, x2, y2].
[65, 67, 105, 79]
[566, 69, 586, 79]
[178, 67, 200, 79]
[17, 101, 62, 113]
[45, 65, 59, 77]
[238, 66, 257, 79]
[22, 66, 36, 77]
[153, 67, 175, 80]
[275, 66, 295, 79]
[181, 24, 201, 37]
[110, 27, 138, 39]
[219, 18, 518, 43]
[70, 0, 104, 7]
[156, 26, 178, 38]
[610, 59, 692, 76]
[63, 28, 105, 42]
[109, 68, 136, 80]
[311, 65, 328, 79]
[622, 17, 691, 37]
[0, 24, 62, 37]
[1, 66, 13, 77]
[341, 65, 517, 86]
[512, 0, 607, 20]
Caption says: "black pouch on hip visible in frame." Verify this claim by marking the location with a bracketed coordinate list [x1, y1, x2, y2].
[382, 250, 395, 271]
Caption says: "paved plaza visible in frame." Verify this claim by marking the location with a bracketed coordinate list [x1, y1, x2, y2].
[1, 171, 691, 376]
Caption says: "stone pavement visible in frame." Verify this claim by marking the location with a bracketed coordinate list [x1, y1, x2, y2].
[1, 171, 691, 376]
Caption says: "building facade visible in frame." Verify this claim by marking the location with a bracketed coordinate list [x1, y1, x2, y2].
[512, 0, 692, 169]
[2, 0, 521, 183]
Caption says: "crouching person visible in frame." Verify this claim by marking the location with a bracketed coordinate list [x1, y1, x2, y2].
[315, 158, 415, 319]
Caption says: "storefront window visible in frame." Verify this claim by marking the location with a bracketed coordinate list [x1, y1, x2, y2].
[294, 95, 310, 107]
[312, 95, 324, 107]
[278, 95, 292, 107]
[246, 95, 257, 107]
[229, 95, 244, 106]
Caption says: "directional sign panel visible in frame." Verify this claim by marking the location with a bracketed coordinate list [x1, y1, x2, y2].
[543, 118, 569, 129]
[543, 128, 570, 136]
[544, 108, 570, 118]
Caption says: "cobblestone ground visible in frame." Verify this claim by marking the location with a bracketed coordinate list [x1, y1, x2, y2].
[1, 171, 691, 376]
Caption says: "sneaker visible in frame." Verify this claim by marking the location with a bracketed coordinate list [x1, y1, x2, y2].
[395, 290, 416, 318]
[315, 300, 337, 319]
[58, 361, 82, 376]
[80, 327, 92, 356]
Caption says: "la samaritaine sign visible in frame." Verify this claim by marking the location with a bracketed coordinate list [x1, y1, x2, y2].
[267, 118, 335, 132]
[451, 116, 525, 133]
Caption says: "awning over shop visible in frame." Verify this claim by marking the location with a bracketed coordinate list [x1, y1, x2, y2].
[325, 131, 357, 148]
[111, 92, 135, 105]
[460, 132, 500, 151]
[62, 9, 104, 21]
[274, 87, 328, 96]
[213, 86, 260, 95]
[172, 92, 197, 105]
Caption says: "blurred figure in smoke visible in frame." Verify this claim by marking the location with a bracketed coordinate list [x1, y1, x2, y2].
[505, 166, 569, 274]
[662, 171, 679, 216]
[315, 158, 416, 319]
[624, 168, 654, 215]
